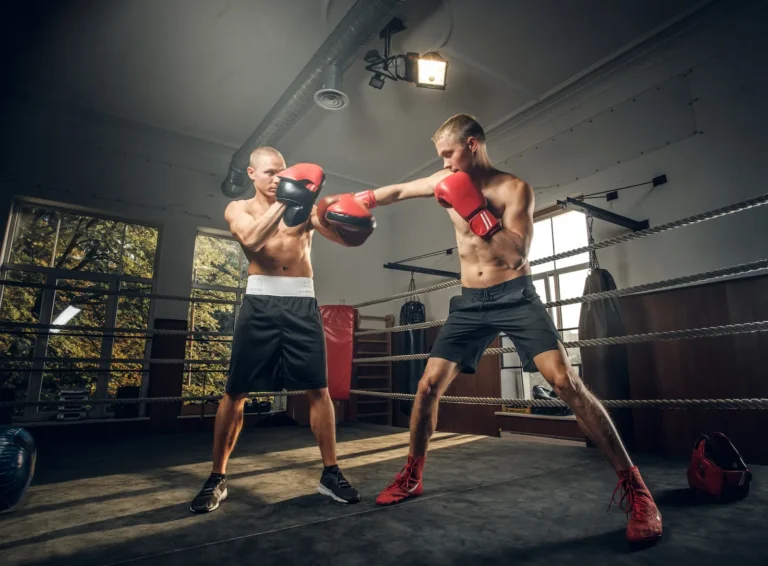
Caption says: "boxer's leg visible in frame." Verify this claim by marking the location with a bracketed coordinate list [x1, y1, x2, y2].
[190, 295, 280, 514]
[211, 391, 250, 475]
[376, 288, 497, 506]
[282, 295, 360, 503]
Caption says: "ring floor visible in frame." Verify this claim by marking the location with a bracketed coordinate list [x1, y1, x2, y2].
[1, 421, 765, 565]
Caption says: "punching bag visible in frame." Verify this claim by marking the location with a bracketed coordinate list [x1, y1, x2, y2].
[578, 268, 635, 449]
[393, 300, 428, 416]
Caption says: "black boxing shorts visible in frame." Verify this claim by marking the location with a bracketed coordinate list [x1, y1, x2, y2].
[225, 275, 328, 394]
[429, 275, 561, 374]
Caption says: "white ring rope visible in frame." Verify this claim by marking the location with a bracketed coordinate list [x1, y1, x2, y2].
[0, 392, 765, 410]
[354, 258, 768, 336]
[352, 191, 768, 308]
[352, 320, 768, 363]
[1, 319, 766, 370]
[2, 258, 764, 340]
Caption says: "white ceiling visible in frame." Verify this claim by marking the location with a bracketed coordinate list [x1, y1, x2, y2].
[8, 0, 704, 187]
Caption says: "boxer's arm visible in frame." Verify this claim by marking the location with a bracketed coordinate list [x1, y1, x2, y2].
[489, 178, 535, 270]
[370, 169, 453, 206]
[309, 206, 348, 246]
[225, 201, 286, 252]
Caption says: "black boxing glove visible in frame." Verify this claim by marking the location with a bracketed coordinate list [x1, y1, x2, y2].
[276, 163, 325, 227]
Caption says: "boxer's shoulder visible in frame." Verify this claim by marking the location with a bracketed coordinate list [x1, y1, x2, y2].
[484, 169, 527, 190]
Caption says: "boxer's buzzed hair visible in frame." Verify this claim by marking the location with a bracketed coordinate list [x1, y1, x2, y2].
[249, 146, 284, 168]
[432, 114, 486, 144]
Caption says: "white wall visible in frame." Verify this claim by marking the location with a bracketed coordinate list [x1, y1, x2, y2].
[384, 0, 768, 321]
[0, 95, 395, 322]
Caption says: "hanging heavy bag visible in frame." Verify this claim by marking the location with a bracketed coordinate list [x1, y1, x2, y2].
[394, 300, 428, 416]
[578, 268, 635, 449]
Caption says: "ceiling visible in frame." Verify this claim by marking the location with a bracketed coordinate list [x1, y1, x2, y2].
[5, 0, 705, 188]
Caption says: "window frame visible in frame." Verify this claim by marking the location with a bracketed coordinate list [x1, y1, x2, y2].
[185, 228, 245, 406]
[530, 206, 591, 330]
[500, 204, 590, 399]
[185, 228, 286, 416]
[0, 197, 162, 422]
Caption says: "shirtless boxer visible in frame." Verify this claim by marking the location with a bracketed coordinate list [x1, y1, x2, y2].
[190, 147, 374, 513]
[343, 114, 662, 543]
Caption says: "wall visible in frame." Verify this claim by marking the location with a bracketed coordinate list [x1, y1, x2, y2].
[385, 0, 768, 322]
[0, 94, 396, 324]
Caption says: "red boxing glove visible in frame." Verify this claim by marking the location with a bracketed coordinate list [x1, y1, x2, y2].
[434, 172, 501, 238]
[353, 189, 377, 209]
[317, 194, 376, 247]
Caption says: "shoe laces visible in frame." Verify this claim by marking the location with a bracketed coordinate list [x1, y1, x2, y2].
[388, 462, 420, 493]
[608, 477, 633, 514]
[200, 476, 222, 496]
[327, 469, 351, 489]
[609, 475, 648, 517]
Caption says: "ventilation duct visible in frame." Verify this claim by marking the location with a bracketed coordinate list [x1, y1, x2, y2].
[222, 0, 407, 198]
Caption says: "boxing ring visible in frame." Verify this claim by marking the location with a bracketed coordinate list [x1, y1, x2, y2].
[2, 192, 768, 565]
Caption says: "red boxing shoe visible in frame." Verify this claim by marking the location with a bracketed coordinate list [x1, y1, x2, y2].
[610, 466, 663, 543]
[375, 456, 425, 506]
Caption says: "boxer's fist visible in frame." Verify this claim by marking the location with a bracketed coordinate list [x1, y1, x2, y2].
[318, 193, 376, 246]
[434, 172, 500, 238]
[276, 163, 326, 227]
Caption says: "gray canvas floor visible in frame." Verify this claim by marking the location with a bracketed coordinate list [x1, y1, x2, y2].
[1, 422, 766, 565]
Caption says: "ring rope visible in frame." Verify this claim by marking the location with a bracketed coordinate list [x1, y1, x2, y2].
[353, 320, 768, 363]
[0, 322, 235, 337]
[3, 250, 762, 340]
[355, 259, 768, 336]
[1, 320, 766, 369]
[0, 191, 765, 326]
[0, 392, 305, 407]
[0, 392, 765, 410]
[0, 280, 240, 306]
[349, 390, 768, 410]
[352, 191, 768, 308]
[354, 258, 768, 336]
[6, 255, 762, 339]
[0, 357, 228, 368]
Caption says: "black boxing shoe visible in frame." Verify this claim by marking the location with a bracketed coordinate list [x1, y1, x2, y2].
[190, 473, 228, 514]
[532, 384, 556, 399]
[318, 465, 361, 504]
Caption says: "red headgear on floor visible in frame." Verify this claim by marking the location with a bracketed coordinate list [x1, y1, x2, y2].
[687, 432, 751, 499]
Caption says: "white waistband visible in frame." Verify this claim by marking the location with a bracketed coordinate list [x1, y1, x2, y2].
[245, 275, 315, 297]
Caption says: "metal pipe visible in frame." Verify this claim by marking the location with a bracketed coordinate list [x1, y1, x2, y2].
[221, 0, 407, 197]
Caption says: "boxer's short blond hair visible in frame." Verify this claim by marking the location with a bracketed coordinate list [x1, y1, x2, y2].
[432, 114, 486, 144]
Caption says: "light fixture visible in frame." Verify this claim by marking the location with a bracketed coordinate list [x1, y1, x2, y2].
[404, 51, 448, 90]
[364, 18, 448, 91]
[50, 306, 81, 333]
[369, 73, 385, 90]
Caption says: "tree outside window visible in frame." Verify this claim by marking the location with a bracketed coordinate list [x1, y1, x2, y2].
[0, 201, 159, 420]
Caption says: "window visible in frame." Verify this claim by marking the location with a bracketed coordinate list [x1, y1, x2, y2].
[184, 231, 284, 415]
[184, 233, 245, 406]
[530, 210, 590, 341]
[500, 210, 589, 400]
[0, 200, 160, 421]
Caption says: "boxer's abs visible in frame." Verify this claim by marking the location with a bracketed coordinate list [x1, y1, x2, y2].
[243, 228, 314, 278]
[455, 231, 531, 289]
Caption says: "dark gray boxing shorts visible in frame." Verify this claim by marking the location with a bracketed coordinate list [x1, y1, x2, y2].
[429, 275, 561, 374]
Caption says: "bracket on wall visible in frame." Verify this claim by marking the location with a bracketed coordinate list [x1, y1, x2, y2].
[557, 197, 649, 232]
[383, 263, 460, 279]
